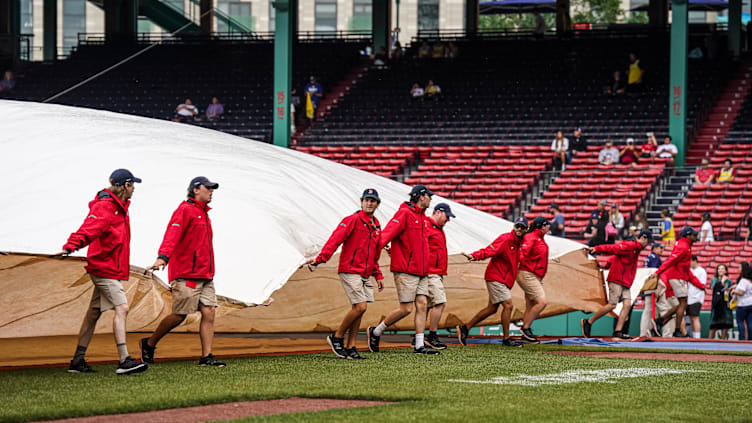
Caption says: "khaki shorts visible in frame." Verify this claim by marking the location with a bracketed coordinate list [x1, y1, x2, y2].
[607, 282, 631, 305]
[668, 279, 688, 299]
[516, 270, 545, 301]
[89, 274, 128, 312]
[486, 281, 512, 304]
[339, 273, 374, 304]
[393, 272, 429, 303]
[170, 279, 217, 315]
[427, 274, 446, 307]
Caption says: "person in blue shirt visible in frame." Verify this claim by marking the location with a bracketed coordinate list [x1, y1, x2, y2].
[304, 76, 323, 120]
[645, 243, 664, 268]
[549, 203, 565, 237]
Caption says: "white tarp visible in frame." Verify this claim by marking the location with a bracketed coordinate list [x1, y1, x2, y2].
[1, 101, 588, 304]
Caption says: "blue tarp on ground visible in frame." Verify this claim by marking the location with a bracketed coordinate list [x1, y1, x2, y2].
[541, 337, 752, 352]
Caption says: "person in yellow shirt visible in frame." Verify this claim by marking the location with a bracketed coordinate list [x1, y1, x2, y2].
[627, 53, 643, 92]
[660, 208, 675, 243]
[717, 159, 735, 183]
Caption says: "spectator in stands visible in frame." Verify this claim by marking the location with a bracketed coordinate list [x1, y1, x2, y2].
[635, 211, 649, 231]
[709, 264, 734, 340]
[425, 80, 441, 102]
[619, 138, 640, 167]
[660, 208, 676, 243]
[598, 140, 620, 166]
[290, 88, 301, 127]
[445, 42, 458, 58]
[0, 70, 15, 94]
[205, 97, 224, 121]
[418, 41, 431, 59]
[570, 128, 587, 160]
[627, 225, 640, 240]
[717, 159, 735, 183]
[700, 212, 714, 242]
[173, 98, 198, 122]
[606, 71, 625, 95]
[645, 243, 664, 268]
[687, 255, 707, 338]
[656, 135, 678, 166]
[533, 11, 546, 39]
[640, 132, 658, 158]
[549, 204, 565, 237]
[410, 83, 424, 102]
[431, 42, 445, 59]
[373, 46, 388, 68]
[584, 215, 607, 247]
[747, 217, 752, 241]
[694, 159, 715, 185]
[392, 41, 404, 60]
[551, 131, 569, 170]
[609, 204, 625, 236]
[304, 76, 323, 120]
[732, 261, 752, 340]
[591, 200, 607, 222]
[626, 53, 644, 92]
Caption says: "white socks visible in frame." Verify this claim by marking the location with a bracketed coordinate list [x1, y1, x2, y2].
[116, 343, 129, 362]
[415, 333, 425, 349]
[692, 333, 701, 339]
[373, 322, 388, 337]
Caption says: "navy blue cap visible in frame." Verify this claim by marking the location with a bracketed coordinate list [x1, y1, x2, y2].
[533, 216, 550, 227]
[549, 203, 560, 210]
[652, 242, 664, 249]
[110, 169, 142, 186]
[361, 188, 380, 202]
[638, 230, 654, 243]
[680, 226, 699, 238]
[590, 210, 602, 219]
[434, 203, 455, 218]
[189, 176, 219, 190]
[513, 216, 529, 228]
[410, 184, 434, 197]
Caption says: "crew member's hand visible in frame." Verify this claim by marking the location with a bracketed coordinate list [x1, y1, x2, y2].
[145, 258, 167, 274]
[462, 252, 474, 261]
[377, 279, 384, 292]
[51, 250, 71, 259]
[384, 246, 391, 256]
[587, 248, 596, 256]
[300, 258, 319, 272]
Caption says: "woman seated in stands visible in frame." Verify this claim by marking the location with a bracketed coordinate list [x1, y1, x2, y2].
[0, 70, 15, 94]
[717, 159, 735, 183]
[551, 131, 569, 170]
[410, 83, 424, 102]
[425, 80, 441, 102]
[619, 138, 640, 167]
[640, 132, 658, 158]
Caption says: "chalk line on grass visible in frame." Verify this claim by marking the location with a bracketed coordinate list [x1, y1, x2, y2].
[448, 368, 705, 386]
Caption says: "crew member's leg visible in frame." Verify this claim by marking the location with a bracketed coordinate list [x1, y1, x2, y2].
[368, 272, 417, 352]
[425, 275, 447, 349]
[517, 271, 547, 342]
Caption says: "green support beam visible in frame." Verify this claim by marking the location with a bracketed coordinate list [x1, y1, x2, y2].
[43, 0, 56, 61]
[728, 0, 742, 58]
[465, 0, 478, 36]
[272, 0, 295, 148]
[668, 0, 688, 167]
[372, 0, 390, 57]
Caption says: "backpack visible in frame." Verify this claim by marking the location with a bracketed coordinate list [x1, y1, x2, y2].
[605, 222, 618, 240]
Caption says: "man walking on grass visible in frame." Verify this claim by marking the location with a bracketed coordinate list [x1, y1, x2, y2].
[61, 169, 147, 375]
[422, 203, 455, 350]
[305, 188, 384, 359]
[582, 230, 653, 339]
[516, 217, 551, 343]
[141, 176, 225, 367]
[456, 216, 528, 347]
[367, 185, 439, 355]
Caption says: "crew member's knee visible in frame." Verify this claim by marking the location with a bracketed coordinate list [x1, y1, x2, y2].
[400, 302, 414, 315]
[354, 302, 368, 313]
[200, 305, 215, 322]
[115, 303, 129, 316]
[500, 300, 512, 310]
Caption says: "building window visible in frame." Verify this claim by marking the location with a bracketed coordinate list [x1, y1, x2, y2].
[315, 0, 337, 31]
[63, 0, 86, 55]
[269, 0, 276, 32]
[20, 0, 33, 35]
[418, 0, 439, 31]
[163, 0, 185, 13]
[218, 0, 253, 32]
[350, 0, 371, 31]
[688, 11, 707, 23]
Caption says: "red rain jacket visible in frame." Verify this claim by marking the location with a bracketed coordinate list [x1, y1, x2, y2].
[379, 202, 430, 276]
[656, 237, 693, 281]
[315, 210, 383, 280]
[471, 231, 523, 289]
[519, 229, 549, 278]
[593, 240, 644, 288]
[157, 199, 215, 282]
[63, 189, 131, 280]
[426, 216, 448, 275]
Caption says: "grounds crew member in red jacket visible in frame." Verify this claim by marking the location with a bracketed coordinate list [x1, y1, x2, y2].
[581, 230, 653, 339]
[59, 169, 147, 375]
[422, 203, 455, 350]
[367, 184, 439, 355]
[305, 188, 385, 360]
[457, 216, 528, 347]
[517, 216, 551, 343]
[649, 227, 700, 337]
[141, 176, 225, 367]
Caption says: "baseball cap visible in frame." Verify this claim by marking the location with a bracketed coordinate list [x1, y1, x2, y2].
[513, 216, 529, 228]
[434, 203, 455, 218]
[599, 200, 608, 206]
[533, 216, 550, 227]
[410, 184, 434, 197]
[652, 242, 664, 249]
[629, 225, 638, 232]
[702, 211, 711, 219]
[361, 188, 380, 202]
[680, 226, 699, 238]
[638, 230, 654, 243]
[110, 169, 142, 186]
[549, 203, 560, 210]
[590, 210, 601, 219]
[189, 176, 219, 190]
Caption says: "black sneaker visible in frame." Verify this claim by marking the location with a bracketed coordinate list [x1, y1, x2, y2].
[520, 327, 539, 343]
[580, 319, 592, 338]
[346, 347, 366, 360]
[116, 356, 147, 375]
[673, 330, 689, 338]
[425, 335, 447, 350]
[502, 338, 523, 347]
[198, 354, 226, 367]
[654, 316, 664, 328]
[414, 346, 440, 355]
[326, 334, 348, 359]
[68, 359, 96, 373]
[367, 326, 381, 353]
[456, 324, 469, 346]
[649, 327, 661, 337]
[140, 337, 155, 364]
[613, 331, 633, 340]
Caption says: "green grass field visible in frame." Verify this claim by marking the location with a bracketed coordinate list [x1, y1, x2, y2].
[2, 344, 751, 422]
